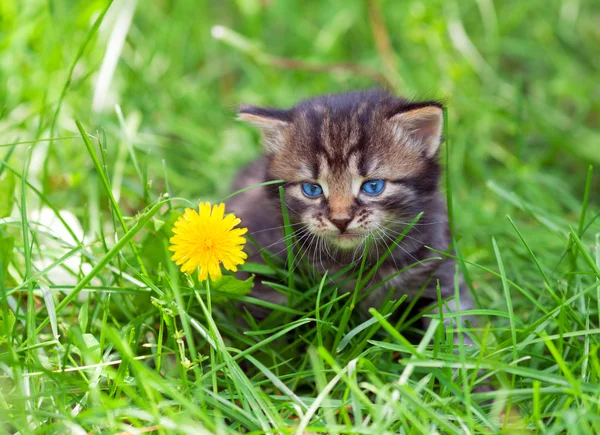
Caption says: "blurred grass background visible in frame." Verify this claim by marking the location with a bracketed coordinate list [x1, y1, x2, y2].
[1, 0, 600, 432]
[3, 0, 599, 192]
[3, 0, 599, 298]
[3, 3, 598, 206]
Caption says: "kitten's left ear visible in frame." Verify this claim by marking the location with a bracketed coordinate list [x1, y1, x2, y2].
[237, 105, 291, 154]
[389, 105, 444, 158]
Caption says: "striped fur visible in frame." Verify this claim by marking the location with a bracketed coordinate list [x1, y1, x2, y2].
[229, 89, 474, 323]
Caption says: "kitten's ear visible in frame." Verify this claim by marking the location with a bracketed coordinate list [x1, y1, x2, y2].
[389, 105, 444, 158]
[237, 105, 291, 154]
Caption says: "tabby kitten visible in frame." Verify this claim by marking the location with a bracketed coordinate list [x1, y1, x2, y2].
[228, 89, 474, 324]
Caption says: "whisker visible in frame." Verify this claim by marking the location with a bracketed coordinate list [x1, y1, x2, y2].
[380, 218, 445, 226]
[312, 235, 324, 280]
[351, 236, 366, 264]
[285, 230, 318, 280]
[323, 239, 338, 264]
[309, 234, 321, 280]
[288, 231, 314, 272]
[268, 228, 312, 258]
[377, 226, 419, 264]
[363, 230, 381, 289]
[378, 226, 426, 246]
[318, 236, 326, 274]
[254, 226, 310, 256]
[375, 226, 400, 272]
[282, 201, 302, 216]
[249, 221, 306, 235]
[289, 232, 317, 280]
[378, 218, 431, 236]
[318, 236, 342, 265]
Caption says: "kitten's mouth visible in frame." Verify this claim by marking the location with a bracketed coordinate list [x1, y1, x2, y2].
[338, 233, 360, 240]
[328, 232, 363, 248]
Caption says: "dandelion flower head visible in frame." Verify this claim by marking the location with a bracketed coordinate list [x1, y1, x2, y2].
[169, 202, 248, 281]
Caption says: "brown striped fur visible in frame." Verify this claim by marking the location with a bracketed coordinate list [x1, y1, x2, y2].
[228, 89, 475, 324]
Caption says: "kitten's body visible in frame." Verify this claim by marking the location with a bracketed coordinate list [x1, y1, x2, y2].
[228, 90, 474, 319]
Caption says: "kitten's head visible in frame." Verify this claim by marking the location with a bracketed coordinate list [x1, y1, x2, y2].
[238, 90, 443, 250]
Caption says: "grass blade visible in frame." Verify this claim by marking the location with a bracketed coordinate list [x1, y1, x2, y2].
[27, 200, 165, 343]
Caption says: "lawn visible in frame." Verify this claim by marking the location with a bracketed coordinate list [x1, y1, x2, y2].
[1, 0, 600, 433]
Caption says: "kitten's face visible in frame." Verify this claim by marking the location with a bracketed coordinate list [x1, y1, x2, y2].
[239, 90, 443, 251]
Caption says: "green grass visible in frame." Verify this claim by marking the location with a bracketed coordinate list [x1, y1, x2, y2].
[1, 0, 600, 433]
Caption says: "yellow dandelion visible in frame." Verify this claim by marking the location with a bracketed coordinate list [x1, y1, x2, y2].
[169, 202, 248, 281]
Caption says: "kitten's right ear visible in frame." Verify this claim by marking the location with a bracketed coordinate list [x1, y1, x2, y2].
[389, 104, 444, 158]
[237, 105, 291, 154]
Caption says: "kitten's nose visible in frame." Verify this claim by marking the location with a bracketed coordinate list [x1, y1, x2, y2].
[330, 217, 351, 232]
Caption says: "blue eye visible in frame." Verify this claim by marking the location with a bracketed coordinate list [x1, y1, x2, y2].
[361, 179, 385, 195]
[301, 183, 323, 198]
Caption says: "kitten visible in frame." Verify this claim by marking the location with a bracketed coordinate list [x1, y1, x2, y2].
[227, 89, 474, 327]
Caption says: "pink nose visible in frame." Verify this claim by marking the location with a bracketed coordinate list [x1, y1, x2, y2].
[330, 217, 351, 232]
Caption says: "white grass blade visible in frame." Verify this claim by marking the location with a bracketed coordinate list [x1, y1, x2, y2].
[39, 281, 59, 341]
[92, 0, 138, 112]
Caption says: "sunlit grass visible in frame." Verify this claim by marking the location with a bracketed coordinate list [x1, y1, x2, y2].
[1, 0, 600, 433]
